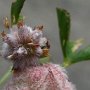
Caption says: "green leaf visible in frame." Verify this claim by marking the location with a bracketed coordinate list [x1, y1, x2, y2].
[63, 39, 90, 67]
[56, 8, 71, 57]
[56, 8, 90, 67]
[69, 45, 90, 64]
[66, 39, 83, 58]
[11, 0, 25, 25]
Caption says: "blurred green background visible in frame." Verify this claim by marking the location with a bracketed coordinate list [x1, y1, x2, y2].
[0, 0, 90, 90]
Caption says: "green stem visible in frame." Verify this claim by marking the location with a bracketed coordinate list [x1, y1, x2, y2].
[61, 58, 71, 68]
[0, 66, 12, 86]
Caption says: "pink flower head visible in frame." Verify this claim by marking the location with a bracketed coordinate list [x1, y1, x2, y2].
[5, 63, 76, 90]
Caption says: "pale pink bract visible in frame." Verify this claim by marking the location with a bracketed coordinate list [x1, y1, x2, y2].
[4, 63, 76, 90]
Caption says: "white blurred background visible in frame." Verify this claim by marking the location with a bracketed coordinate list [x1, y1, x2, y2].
[0, 0, 90, 90]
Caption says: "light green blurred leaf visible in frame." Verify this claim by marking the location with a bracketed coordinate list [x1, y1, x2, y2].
[56, 8, 71, 57]
[0, 66, 12, 86]
[40, 56, 50, 64]
[69, 45, 90, 64]
[64, 40, 90, 67]
[11, 0, 25, 25]
[66, 39, 83, 58]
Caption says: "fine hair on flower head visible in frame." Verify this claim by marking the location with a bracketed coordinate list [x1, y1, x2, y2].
[1, 15, 50, 71]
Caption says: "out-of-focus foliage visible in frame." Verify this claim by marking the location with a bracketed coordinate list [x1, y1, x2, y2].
[56, 8, 70, 57]
[11, 0, 25, 25]
[57, 8, 90, 67]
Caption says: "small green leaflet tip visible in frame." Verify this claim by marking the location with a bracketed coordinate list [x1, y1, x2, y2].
[11, 0, 25, 25]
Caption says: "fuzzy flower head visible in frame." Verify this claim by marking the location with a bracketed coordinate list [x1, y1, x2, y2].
[1, 16, 50, 70]
[2, 17, 76, 90]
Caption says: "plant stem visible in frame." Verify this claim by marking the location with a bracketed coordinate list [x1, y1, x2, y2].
[62, 58, 71, 68]
[0, 66, 12, 86]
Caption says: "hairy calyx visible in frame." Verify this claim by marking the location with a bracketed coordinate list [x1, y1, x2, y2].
[1, 18, 50, 72]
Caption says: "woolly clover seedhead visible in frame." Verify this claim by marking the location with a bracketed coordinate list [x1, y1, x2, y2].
[1, 18, 50, 71]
